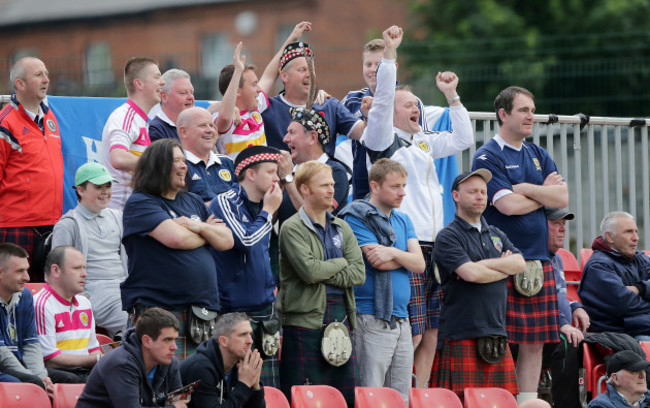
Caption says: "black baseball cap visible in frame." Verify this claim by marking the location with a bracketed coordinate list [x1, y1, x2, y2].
[451, 169, 492, 191]
[606, 350, 650, 376]
[545, 207, 575, 220]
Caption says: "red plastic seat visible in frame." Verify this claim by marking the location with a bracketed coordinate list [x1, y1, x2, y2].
[0, 382, 52, 408]
[580, 248, 594, 271]
[355, 386, 406, 408]
[265, 386, 290, 408]
[53, 383, 85, 408]
[24, 282, 45, 297]
[291, 385, 347, 408]
[463, 387, 517, 408]
[409, 387, 462, 408]
[639, 341, 650, 361]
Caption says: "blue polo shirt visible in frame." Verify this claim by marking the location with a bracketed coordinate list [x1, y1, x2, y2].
[261, 94, 361, 157]
[472, 137, 557, 261]
[434, 215, 520, 340]
[121, 191, 220, 311]
[149, 115, 179, 142]
[346, 210, 415, 318]
[185, 151, 236, 202]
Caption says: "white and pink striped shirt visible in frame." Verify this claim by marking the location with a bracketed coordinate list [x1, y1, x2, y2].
[101, 99, 151, 209]
[215, 91, 269, 160]
[34, 284, 100, 361]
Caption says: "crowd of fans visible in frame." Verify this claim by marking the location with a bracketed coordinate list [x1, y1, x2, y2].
[1, 22, 649, 408]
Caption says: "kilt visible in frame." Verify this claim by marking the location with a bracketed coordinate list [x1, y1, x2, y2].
[128, 307, 199, 360]
[0, 226, 51, 282]
[248, 303, 280, 388]
[506, 260, 560, 344]
[279, 294, 358, 407]
[436, 338, 518, 398]
[409, 242, 441, 335]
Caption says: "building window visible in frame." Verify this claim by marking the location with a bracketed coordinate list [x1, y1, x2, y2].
[202, 33, 233, 80]
[84, 43, 113, 86]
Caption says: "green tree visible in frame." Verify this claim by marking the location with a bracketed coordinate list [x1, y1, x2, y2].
[403, 0, 650, 116]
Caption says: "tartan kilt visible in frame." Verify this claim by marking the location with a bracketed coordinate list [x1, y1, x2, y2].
[436, 338, 518, 397]
[0, 226, 50, 282]
[279, 294, 358, 407]
[408, 272, 442, 336]
[248, 304, 280, 388]
[506, 260, 560, 344]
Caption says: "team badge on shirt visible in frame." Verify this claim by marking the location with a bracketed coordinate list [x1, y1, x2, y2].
[80, 312, 89, 327]
[532, 157, 542, 171]
[252, 112, 263, 124]
[491, 236, 503, 251]
[219, 169, 232, 182]
[46, 119, 57, 132]
[333, 233, 342, 249]
[417, 141, 430, 152]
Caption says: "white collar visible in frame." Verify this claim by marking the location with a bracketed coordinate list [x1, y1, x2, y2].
[279, 94, 306, 109]
[185, 150, 222, 167]
[156, 109, 176, 127]
[494, 133, 523, 152]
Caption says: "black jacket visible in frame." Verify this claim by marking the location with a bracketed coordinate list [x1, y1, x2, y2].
[77, 328, 182, 407]
[179, 338, 265, 408]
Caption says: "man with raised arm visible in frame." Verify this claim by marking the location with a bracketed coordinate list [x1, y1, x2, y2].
[214, 22, 311, 159]
[360, 25, 474, 388]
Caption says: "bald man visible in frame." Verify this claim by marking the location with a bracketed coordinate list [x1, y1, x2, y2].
[177, 107, 237, 205]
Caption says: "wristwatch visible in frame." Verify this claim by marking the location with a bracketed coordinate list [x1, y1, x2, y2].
[283, 174, 294, 183]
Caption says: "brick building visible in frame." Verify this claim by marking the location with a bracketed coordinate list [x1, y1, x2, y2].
[0, 0, 409, 100]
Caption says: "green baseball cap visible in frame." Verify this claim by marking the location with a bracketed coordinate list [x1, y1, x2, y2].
[74, 162, 118, 186]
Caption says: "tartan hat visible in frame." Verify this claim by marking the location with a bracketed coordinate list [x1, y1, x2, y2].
[279, 41, 313, 71]
[290, 107, 330, 146]
[234, 145, 281, 176]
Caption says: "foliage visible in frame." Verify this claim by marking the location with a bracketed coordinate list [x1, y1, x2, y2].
[402, 0, 650, 116]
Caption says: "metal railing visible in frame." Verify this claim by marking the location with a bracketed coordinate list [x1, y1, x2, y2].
[4, 93, 647, 259]
[461, 112, 650, 261]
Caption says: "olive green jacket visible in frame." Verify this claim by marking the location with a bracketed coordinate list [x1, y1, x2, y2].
[277, 207, 365, 330]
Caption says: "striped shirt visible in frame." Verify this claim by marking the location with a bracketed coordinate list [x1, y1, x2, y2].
[215, 91, 269, 160]
[101, 100, 151, 209]
[34, 284, 100, 361]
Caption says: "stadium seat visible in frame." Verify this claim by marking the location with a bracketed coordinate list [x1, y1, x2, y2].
[463, 387, 517, 408]
[355, 386, 406, 408]
[639, 341, 650, 361]
[581, 342, 610, 401]
[0, 382, 52, 408]
[557, 248, 582, 302]
[265, 386, 290, 408]
[579, 248, 594, 271]
[409, 387, 462, 408]
[291, 385, 347, 408]
[24, 282, 45, 297]
[53, 383, 85, 408]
